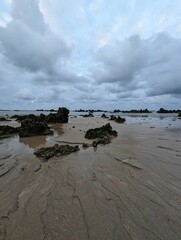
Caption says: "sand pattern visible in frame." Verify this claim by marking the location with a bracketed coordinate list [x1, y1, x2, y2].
[0, 117, 181, 240]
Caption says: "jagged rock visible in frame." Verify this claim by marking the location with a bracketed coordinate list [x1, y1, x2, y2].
[12, 107, 70, 124]
[101, 113, 108, 118]
[85, 123, 117, 141]
[110, 115, 126, 123]
[0, 125, 19, 138]
[19, 118, 53, 138]
[34, 144, 79, 160]
[56, 107, 69, 123]
[178, 112, 181, 117]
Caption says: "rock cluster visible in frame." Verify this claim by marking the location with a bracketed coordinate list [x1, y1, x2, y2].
[85, 123, 117, 145]
[34, 144, 79, 160]
[110, 115, 126, 123]
[1, 107, 69, 138]
[19, 118, 53, 138]
[0, 125, 19, 138]
[11, 107, 69, 124]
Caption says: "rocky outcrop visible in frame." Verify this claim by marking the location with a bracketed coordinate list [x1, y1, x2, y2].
[178, 112, 181, 117]
[0, 125, 19, 138]
[85, 123, 117, 145]
[19, 118, 53, 138]
[110, 115, 126, 123]
[34, 144, 79, 160]
[12, 107, 70, 124]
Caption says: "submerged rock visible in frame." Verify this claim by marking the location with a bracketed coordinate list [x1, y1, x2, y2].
[110, 115, 126, 123]
[85, 123, 117, 145]
[19, 118, 53, 138]
[34, 144, 79, 160]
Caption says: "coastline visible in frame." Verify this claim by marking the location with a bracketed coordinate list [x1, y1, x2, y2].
[0, 116, 181, 239]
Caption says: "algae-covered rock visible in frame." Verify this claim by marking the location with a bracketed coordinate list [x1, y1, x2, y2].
[0, 125, 19, 138]
[34, 144, 79, 160]
[85, 123, 117, 142]
[19, 118, 53, 138]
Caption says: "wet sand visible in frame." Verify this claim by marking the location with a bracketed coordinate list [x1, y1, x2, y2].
[0, 117, 181, 240]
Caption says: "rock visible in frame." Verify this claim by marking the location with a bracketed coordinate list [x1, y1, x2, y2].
[0, 117, 10, 121]
[110, 115, 126, 123]
[101, 113, 108, 118]
[82, 113, 94, 117]
[12, 107, 70, 124]
[19, 118, 53, 138]
[0, 125, 19, 138]
[178, 112, 181, 117]
[92, 141, 97, 147]
[85, 123, 117, 139]
[34, 144, 79, 160]
[82, 143, 89, 148]
[56, 107, 69, 123]
[97, 137, 110, 145]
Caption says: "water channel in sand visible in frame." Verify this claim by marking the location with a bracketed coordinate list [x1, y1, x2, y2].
[0, 115, 181, 240]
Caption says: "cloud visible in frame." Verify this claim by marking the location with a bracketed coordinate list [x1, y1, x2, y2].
[0, 0, 71, 74]
[92, 33, 181, 98]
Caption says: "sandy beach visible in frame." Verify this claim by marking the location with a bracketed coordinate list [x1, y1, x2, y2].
[0, 116, 181, 240]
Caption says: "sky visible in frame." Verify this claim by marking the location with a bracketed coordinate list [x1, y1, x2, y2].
[0, 0, 181, 110]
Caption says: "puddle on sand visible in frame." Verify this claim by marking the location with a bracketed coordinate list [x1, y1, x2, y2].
[0, 124, 65, 159]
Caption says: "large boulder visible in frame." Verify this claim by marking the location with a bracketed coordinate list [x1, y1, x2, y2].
[46, 107, 69, 123]
[56, 107, 69, 123]
[19, 118, 53, 138]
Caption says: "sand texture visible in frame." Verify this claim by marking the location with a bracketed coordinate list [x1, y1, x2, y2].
[0, 117, 181, 240]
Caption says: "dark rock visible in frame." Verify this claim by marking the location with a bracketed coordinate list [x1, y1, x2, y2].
[82, 143, 89, 148]
[97, 137, 110, 145]
[56, 107, 69, 123]
[0, 117, 10, 121]
[19, 118, 53, 138]
[0, 125, 19, 138]
[92, 141, 97, 147]
[85, 123, 117, 140]
[110, 115, 126, 123]
[101, 113, 108, 118]
[157, 108, 181, 113]
[34, 144, 79, 160]
[178, 112, 181, 117]
[82, 113, 94, 117]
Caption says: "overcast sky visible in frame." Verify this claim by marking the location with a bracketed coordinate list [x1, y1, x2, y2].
[0, 0, 181, 110]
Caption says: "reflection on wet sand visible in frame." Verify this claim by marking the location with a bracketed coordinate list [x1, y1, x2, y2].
[19, 135, 47, 149]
